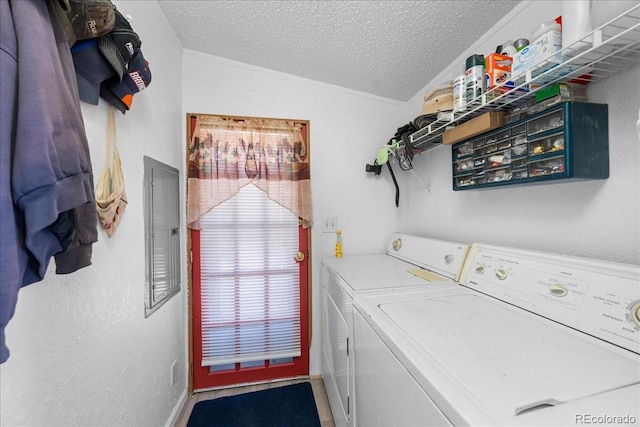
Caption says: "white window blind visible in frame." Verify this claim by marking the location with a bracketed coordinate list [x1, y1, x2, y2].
[199, 184, 301, 366]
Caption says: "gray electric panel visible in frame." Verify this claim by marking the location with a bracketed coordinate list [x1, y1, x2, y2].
[144, 156, 181, 317]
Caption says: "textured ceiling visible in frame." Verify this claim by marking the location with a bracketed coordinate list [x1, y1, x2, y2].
[158, 1, 521, 101]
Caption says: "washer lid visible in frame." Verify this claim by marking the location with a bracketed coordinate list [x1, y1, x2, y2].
[327, 254, 444, 294]
[459, 243, 640, 352]
[378, 290, 640, 418]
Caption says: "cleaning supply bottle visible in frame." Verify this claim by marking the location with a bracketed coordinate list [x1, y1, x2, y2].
[335, 229, 343, 258]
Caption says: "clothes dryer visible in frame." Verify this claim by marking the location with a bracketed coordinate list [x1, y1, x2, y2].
[320, 233, 468, 427]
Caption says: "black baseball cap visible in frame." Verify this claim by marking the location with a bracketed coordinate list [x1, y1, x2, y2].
[98, 9, 141, 83]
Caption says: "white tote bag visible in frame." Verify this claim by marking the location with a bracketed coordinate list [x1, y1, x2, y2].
[95, 106, 127, 237]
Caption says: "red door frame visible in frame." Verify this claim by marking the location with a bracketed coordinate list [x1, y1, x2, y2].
[190, 222, 310, 390]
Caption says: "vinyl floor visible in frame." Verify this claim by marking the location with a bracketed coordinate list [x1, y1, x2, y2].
[173, 376, 335, 427]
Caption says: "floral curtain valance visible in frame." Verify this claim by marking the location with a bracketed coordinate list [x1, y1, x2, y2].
[187, 114, 313, 229]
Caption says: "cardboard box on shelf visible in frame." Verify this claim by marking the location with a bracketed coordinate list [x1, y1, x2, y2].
[485, 53, 514, 91]
[443, 112, 506, 145]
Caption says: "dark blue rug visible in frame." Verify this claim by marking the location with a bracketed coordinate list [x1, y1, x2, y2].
[187, 382, 321, 427]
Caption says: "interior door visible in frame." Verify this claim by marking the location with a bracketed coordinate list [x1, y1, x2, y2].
[190, 188, 310, 390]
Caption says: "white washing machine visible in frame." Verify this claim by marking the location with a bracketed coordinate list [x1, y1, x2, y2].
[320, 233, 468, 427]
[354, 243, 640, 426]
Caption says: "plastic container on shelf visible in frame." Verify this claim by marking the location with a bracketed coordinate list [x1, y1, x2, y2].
[531, 20, 562, 43]
[335, 229, 342, 258]
[562, 0, 592, 49]
[514, 38, 530, 52]
[512, 20, 563, 79]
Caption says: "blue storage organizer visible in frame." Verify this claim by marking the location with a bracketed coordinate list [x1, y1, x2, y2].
[451, 101, 609, 190]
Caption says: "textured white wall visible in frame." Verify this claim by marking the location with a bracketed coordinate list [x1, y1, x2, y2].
[0, 2, 187, 426]
[182, 51, 407, 376]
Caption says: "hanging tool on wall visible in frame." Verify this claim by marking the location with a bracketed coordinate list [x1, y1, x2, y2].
[365, 122, 418, 207]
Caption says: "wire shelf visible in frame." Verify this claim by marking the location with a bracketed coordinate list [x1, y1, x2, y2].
[411, 4, 640, 152]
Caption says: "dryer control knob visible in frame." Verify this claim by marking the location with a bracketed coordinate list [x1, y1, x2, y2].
[495, 268, 508, 280]
[475, 264, 486, 274]
[444, 254, 454, 264]
[631, 301, 640, 328]
[549, 284, 569, 297]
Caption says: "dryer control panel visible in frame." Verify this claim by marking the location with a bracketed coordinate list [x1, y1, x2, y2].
[386, 233, 468, 281]
[460, 244, 640, 354]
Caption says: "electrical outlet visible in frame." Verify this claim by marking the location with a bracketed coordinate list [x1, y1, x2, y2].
[171, 360, 178, 386]
[322, 217, 337, 233]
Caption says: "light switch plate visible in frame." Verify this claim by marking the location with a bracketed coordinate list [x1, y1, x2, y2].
[322, 217, 337, 233]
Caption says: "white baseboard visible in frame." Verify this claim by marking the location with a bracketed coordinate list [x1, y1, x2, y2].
[165, 388, 188, 427]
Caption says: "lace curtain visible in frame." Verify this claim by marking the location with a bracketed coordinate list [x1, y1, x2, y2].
[187, 114, 313, 229]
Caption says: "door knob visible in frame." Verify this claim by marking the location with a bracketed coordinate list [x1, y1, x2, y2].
[294, 252, 305, 262]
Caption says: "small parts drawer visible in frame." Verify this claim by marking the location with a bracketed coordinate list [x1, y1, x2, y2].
[529, 156, 565, 177]
[529, 133, 564, 156]
[455, 159, 474, 173]
[454, 141, 473, 159]
[487, 167, 512, 184]
[527, 109, 564, 136]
